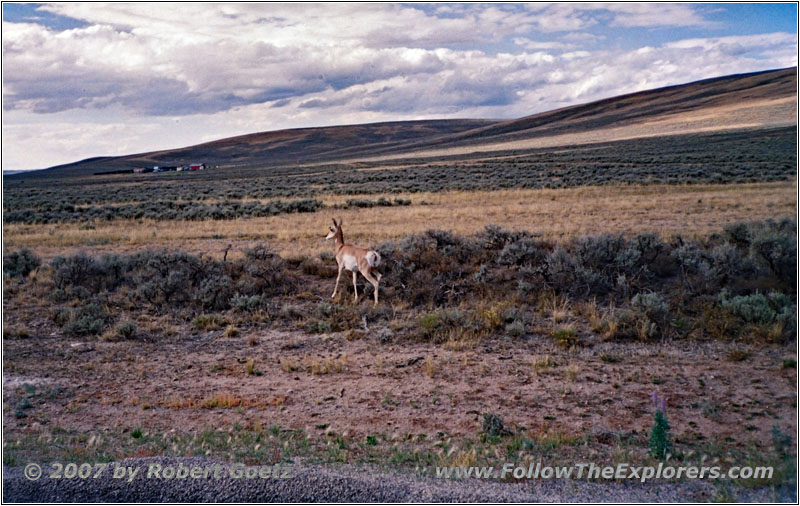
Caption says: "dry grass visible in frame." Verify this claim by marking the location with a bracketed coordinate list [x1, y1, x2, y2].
[579, 299, 603, 331]
[280, 358, 300, 373]
[566, 363, 580, 382]
[280, 355, 349, 375]
[424, 355, 437, 378]
[3, 182, 795, 261]
[531, 354, 556, 376]
[308, 354, 348, 375]
[548, 295, 571, 325]
[441, 328, 489, 351]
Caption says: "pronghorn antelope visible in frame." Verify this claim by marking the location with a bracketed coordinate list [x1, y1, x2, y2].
[325, 218, 382, 305]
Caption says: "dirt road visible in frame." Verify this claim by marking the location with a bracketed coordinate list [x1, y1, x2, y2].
[3, 457, 795, 502]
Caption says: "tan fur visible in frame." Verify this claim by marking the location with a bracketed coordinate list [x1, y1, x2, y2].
[326, 219, 382, 305]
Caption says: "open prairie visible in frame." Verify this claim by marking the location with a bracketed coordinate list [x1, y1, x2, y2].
[3, 181, 796, 259]
[3, 68, 797, 501]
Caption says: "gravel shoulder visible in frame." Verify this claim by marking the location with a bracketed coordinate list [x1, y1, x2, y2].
[3, 457, 796, 503]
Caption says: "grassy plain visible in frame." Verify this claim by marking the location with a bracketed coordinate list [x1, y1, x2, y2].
[4, 181, 795, 261]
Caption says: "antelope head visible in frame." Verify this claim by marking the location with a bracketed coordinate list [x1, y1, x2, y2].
[325, 218, 342, 241]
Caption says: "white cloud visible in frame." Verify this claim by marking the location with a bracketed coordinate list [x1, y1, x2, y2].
[1, 3, 796, 171]
[664, 32, 797, 51]
[601, 3, 720, 28]
[513, 37, 575, 51]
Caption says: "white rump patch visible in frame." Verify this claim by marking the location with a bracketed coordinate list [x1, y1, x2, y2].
[366, 251, 381, 268]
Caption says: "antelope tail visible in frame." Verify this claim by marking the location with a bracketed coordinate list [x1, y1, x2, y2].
[366, 250, 381, 268]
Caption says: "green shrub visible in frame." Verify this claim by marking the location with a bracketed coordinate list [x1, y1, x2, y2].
[505, 320, 525, 337]
[62, 303, 109, 336]
[49, 246, 292, 313]
[631, 292, 669, 320]
[115, 321, 138, 340]
[723, 218, 796, 292]
[497, 237, 547, 266]
[243, 244, 291, 295]
[482, 413, 512, 438]
[195, 274, 234, 310]
[649, 409, 672, 459]
[719, 292, 769, 324]
[748, 219, 796, 283]
[193, 314, 227, 331]
[551, 327, 578, 348]
[51, 253, 104, 290]
[306, 320, 333, 334]
[416, 308, 465, 341]
[631, 292, 670, 340]
[231, 294, 266, 312]
[3, 248, 41, 278]
[718, 290, 796, 340]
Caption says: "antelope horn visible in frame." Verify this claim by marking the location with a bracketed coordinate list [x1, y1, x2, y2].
[332, 218, 338, 227]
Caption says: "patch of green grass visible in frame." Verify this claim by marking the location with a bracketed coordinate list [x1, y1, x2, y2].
[599, 352, 622, 364]
[193, 314, 227, 331]
[551, 327, 578, 348]
[726, 348, 750, 362]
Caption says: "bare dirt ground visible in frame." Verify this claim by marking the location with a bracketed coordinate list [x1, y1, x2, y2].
[3, 306, 797, 502]
[3, 312, 795, 454]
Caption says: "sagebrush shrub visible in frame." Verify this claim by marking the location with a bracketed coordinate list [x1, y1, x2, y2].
[115, 321, 138, 340]
[48, 245, 293, 312]
[505, 320, 525, 337]
[749, 221, 796, 284]
[719, 291, 795, 326]
[497, 237, 547, 266]
[482, 413, 511, 438]
[416, 308, 465, 341]
[631, 292, 670, 340]
[231, 294, 266, 312]
[52, 253, 100, 289]
[195, 275, 234, 311]
[3, 248, 41, 278]
[244, 244, 291, 295]
[61, 303, 110, 336]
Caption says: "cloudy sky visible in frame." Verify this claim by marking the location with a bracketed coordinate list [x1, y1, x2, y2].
[2, 3, 797, 171]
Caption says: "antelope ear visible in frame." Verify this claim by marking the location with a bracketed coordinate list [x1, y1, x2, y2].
[338, 218, 343, 227]
[332, 218, 338, 227]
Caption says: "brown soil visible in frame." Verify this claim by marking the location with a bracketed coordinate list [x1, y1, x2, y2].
[3, 314, 796, 451]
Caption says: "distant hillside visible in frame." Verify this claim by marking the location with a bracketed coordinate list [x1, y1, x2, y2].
[332, 67, 797, 160]
[21, 67, 797, 178]
[29, 120, 499, 178]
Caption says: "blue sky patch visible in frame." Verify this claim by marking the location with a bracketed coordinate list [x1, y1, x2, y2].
[3, 3, 89, 30]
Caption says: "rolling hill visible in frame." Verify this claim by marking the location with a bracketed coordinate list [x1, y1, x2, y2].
[23, 67, 798, 178]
